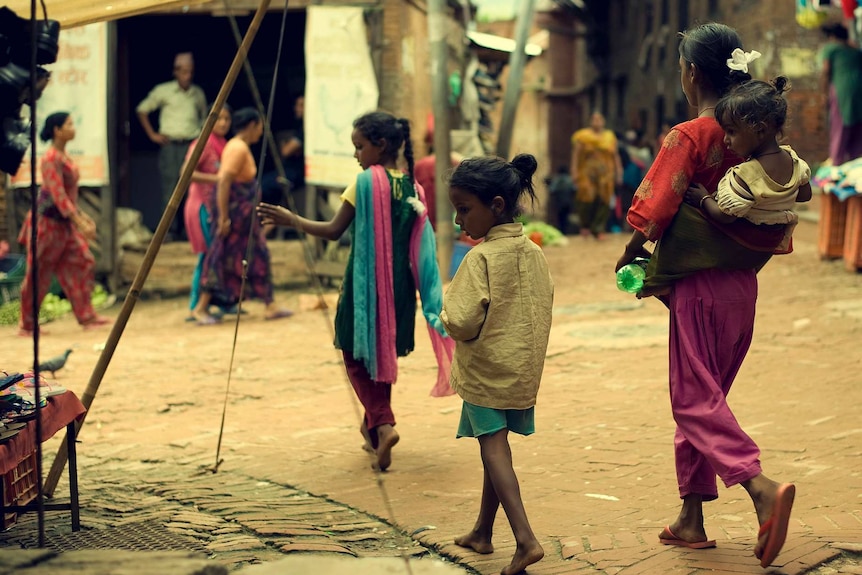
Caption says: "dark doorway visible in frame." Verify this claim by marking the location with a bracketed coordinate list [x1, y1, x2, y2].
[115, 12, 306, 232]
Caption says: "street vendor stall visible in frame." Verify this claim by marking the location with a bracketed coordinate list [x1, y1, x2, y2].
[0, 388, 85, 531]
[813, 159, 862, 271]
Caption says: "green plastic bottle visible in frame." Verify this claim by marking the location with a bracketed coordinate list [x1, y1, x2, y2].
[616, 257, 649, 293]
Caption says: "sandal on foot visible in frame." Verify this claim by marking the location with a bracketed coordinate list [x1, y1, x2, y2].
[756, 483, 796, 567]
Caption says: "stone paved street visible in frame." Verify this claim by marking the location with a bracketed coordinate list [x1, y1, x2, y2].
[2, 210, 861, 574]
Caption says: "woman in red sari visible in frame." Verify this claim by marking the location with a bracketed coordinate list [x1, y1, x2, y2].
[18, 112, 110, 336]
[615, 23, 795, 569]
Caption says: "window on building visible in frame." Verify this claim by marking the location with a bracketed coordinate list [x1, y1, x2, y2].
[619, 0, 628, 28]
[655, 96, 666, 135]
[644, 1, 653, 34]
[678, 0, 689, 31]
[708, 0, 719, 16]
[616, 76, 628, 121]
[661, 0, 669, 24]
[676, 97, 690, 123]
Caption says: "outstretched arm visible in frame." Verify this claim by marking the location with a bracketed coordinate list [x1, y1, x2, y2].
[257, 201, 355, 241]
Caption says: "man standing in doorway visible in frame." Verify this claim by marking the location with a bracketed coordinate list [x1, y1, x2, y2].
[136, 52, 207, 241]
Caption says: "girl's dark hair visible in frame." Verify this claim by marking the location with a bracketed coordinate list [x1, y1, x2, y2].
[232, 107, 260, 131]
[449, 153, 538, 218]
[353, 111, 415, 181]
[715, 76, 790, 133]
[40, 112, 70, 142]
[679, 23, 751, 97]
[822, 23, 849, 41]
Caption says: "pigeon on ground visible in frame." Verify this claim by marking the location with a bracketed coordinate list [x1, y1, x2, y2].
[38, 349, 73, 377]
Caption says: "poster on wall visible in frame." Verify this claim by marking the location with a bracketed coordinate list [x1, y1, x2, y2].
[10, 22, 109, 187]
[304, 6, 379, 189]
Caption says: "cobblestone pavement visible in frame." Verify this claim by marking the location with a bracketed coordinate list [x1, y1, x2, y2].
[1, 214, 861, 574]
[0, 447, 463, 572]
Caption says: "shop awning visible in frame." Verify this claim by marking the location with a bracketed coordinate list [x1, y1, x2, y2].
[467, 30, 543, 57]
[3, 0, 211, 28]
[3, 0, 354, 28]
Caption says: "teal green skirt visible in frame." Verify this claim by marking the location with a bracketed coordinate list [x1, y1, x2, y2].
[456, 401, 535, 438]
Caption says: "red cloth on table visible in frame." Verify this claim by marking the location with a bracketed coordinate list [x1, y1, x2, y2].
[0, 391, 86, 475]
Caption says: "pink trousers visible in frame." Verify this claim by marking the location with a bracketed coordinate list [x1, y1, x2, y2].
[669, 268, 762, 500]
[342, 352, 395, 431]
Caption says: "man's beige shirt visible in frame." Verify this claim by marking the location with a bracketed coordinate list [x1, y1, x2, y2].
[441, 223, 554, 410]
[136, 80, 207, 140]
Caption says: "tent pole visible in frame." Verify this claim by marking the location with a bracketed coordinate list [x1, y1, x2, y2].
[43, 0, 273, 497]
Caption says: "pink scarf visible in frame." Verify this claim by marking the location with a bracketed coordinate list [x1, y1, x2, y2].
[372, 167, 398, 383]
[370, 166, 454, 397]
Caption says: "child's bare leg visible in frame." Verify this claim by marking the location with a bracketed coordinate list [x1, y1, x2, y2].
[454, 466, 497, 554]
[479, 430, 544, 575]
[360, 419, 376, 453]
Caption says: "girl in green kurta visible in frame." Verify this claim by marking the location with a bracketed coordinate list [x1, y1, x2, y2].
[820, 23, 862, 164]
[257, 111, 418, 472]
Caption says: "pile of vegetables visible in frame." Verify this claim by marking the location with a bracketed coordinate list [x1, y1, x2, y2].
[0, 284, 110, 326]
[520, 219, 566, 247]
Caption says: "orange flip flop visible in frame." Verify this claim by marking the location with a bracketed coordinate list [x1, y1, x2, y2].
[659, 526, 717, 549]
[756, 483, 796, 568]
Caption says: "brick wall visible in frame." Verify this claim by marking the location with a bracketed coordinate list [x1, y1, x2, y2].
[728, 0, 830, 165]
[565, 0, 830, 165]
[378, 1, 467, 169]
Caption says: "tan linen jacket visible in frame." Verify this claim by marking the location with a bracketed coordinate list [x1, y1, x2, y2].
[441, 223, 554, 410]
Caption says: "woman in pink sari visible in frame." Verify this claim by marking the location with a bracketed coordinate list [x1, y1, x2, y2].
[615, 23, 796, 569]
[183, 106, 231, 318]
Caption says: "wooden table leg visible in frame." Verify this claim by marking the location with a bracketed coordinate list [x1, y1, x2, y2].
[66, 422, 80, 531]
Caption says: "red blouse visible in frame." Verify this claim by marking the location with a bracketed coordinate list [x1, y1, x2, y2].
[40, 146, 80, 218]
[627, 117, 741, 241]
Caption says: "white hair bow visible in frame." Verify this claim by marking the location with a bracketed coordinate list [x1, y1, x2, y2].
[726, 48, 761, 73]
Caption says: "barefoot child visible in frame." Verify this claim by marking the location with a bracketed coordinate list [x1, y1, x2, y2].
[684, 76, 812, 247]
[441, 154, 553, 575]
[257, 111, 454, 471]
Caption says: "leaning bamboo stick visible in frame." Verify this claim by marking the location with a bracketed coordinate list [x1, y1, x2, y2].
[43, 0, 273, 496]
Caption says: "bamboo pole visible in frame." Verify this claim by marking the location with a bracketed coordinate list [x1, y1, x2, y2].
[43, 0, 272, 497]
[495, 0, 536, 159]
[428, 0, 454, 278]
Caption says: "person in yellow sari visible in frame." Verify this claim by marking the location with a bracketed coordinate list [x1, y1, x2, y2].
[571, 112, 623, 238]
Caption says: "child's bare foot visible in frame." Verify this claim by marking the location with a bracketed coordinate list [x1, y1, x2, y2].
[374, 424, 399, 471]
[454, 530, 494, 554]
[360, 421, 376, 454]
[501, 540, 544, 575]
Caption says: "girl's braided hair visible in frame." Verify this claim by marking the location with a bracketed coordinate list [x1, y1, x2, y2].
[353, 111, 415, 181]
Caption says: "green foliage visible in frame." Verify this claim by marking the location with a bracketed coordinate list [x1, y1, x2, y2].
[0, 284, 109, 326]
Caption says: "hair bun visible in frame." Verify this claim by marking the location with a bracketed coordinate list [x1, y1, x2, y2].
[728, 69, 752, 87]
[771, 75, 789, 94]
[510, 153, 538, 181]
